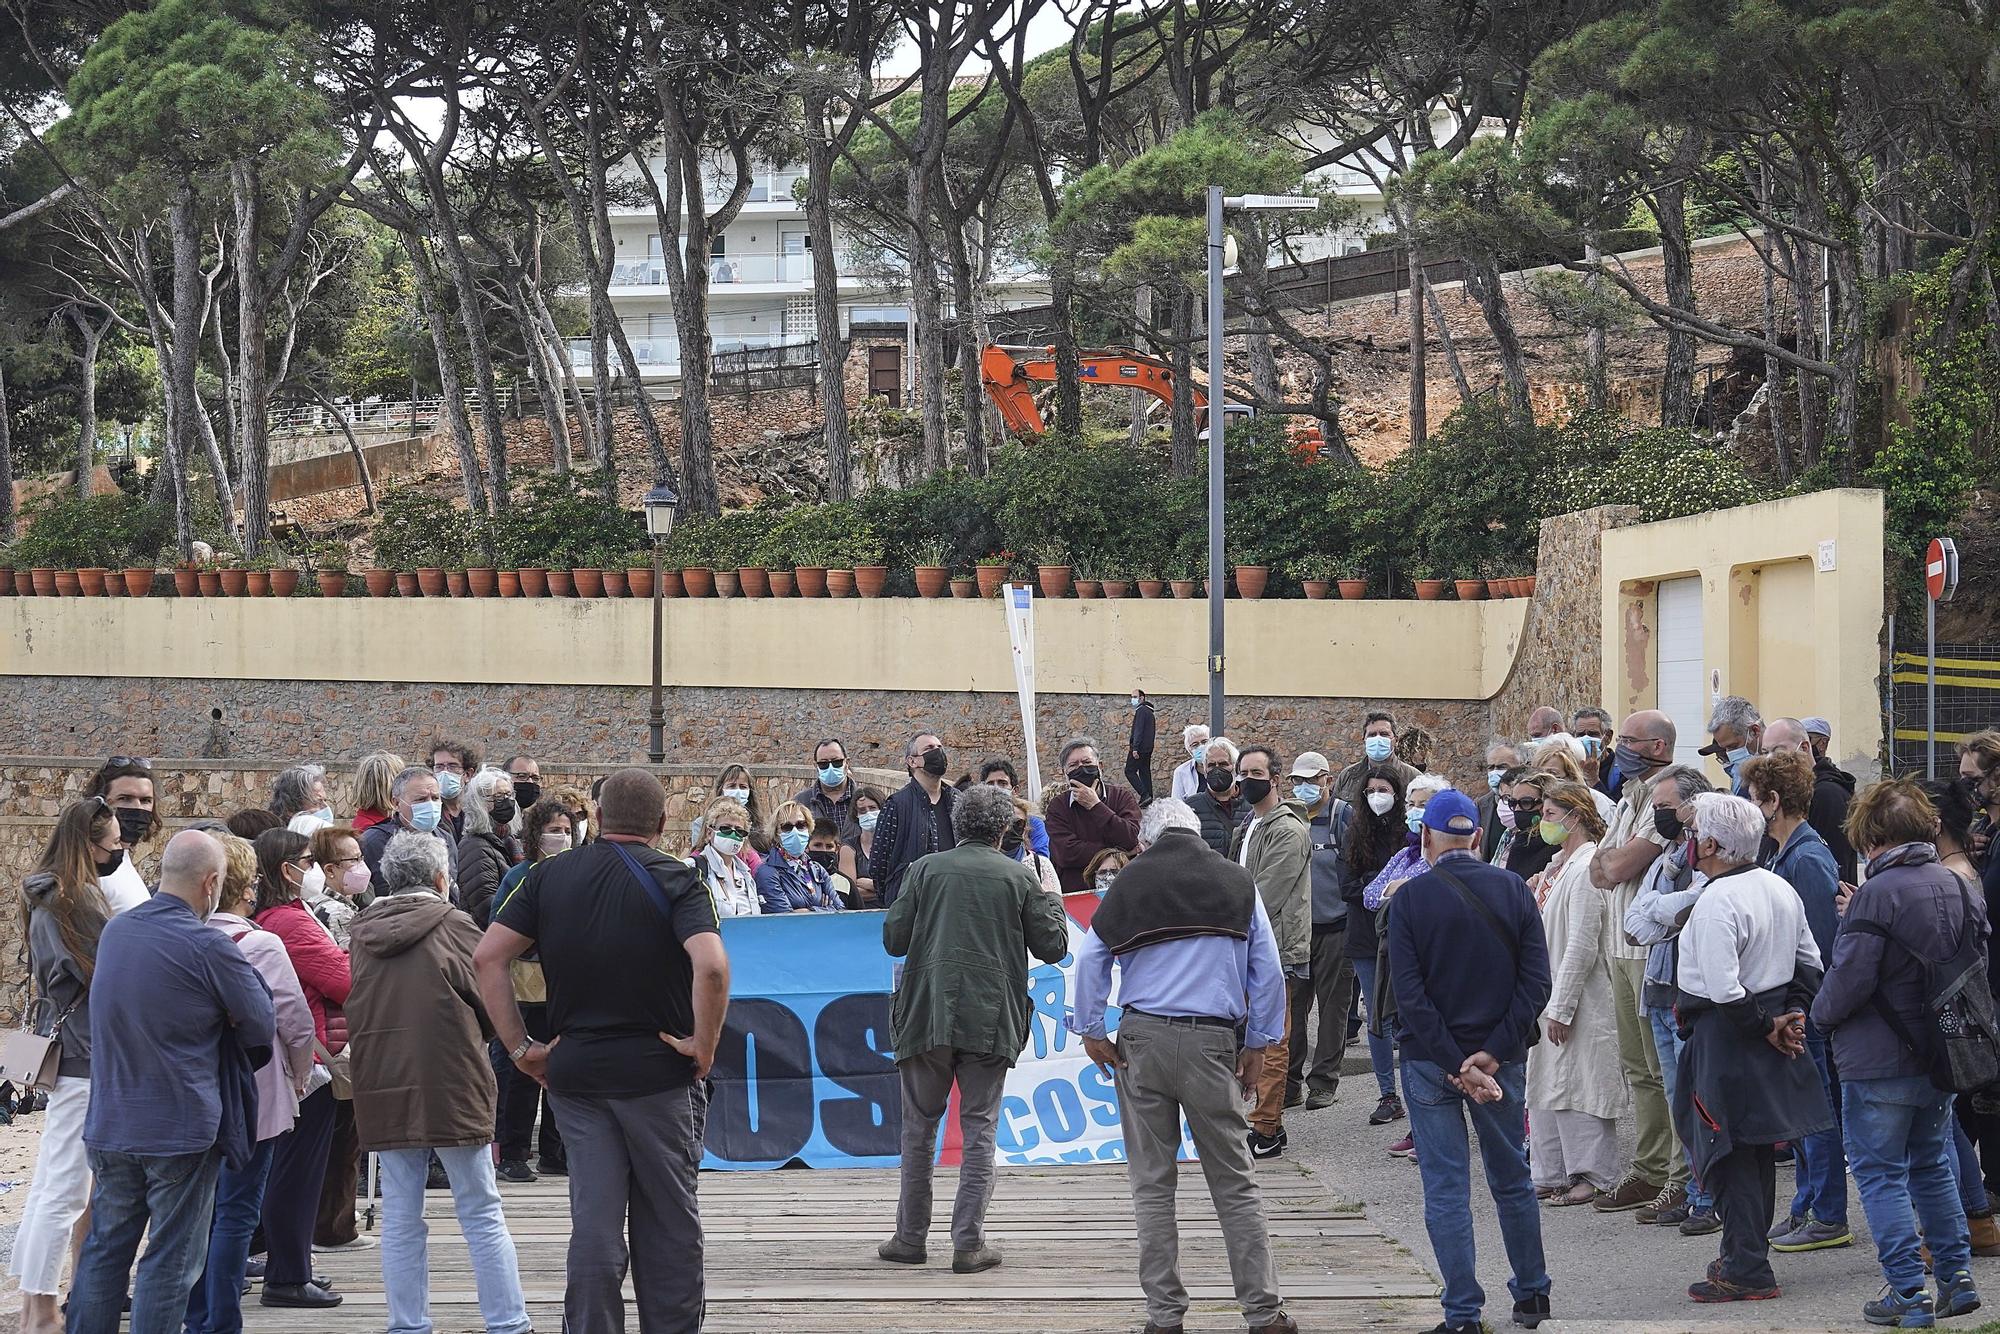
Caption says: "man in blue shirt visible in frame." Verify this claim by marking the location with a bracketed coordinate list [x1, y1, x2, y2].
[68, 830, 276, 1334]
[1387, 789, 1553, 1334]
[1073, 798, 1298, 1334]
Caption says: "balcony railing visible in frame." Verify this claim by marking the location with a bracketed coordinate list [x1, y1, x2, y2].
[610, 254, 816, 288]
[567, 330, 805, 376]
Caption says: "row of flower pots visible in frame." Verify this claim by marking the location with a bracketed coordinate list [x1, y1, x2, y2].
[1413, 576, 1540, 602]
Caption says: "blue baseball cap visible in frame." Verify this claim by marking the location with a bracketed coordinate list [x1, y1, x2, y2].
[1420, 788, 1480, 836]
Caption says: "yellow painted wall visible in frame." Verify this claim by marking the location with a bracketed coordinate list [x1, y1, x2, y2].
[0, 594, 1532, 701]
[1601, 488, 1885, 778]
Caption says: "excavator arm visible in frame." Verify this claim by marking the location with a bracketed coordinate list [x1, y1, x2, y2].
[980, 345, 1203, 434]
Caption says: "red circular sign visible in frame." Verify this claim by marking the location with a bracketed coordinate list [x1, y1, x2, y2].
[1927, 538, 1950, 600]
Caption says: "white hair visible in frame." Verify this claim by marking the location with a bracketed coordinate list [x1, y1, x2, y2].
[1139, 797, 1201, 847]
[1182, 724, 1210, 749]
[1534, 732, 1587, 763]
[1201, 735, 1241, 765]
[1408, 772, 1453, 801]
[381, 828, 450, 893]
[1707, 695, 1762, 734]
[1691, 792, 1765, 864]
[461, 766, 514, 838]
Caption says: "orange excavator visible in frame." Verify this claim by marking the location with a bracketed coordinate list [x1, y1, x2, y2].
[979, 344, 1327, 458]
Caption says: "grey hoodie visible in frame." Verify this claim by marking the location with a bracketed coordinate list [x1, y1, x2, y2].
[24, 872, 104, 1077]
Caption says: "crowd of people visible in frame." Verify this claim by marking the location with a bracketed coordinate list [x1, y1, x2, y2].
[5, 700, 2000, 1334]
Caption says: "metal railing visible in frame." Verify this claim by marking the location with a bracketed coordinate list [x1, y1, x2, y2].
[267, 388, 520, 438]
[611, 254, 817, 288]
[1888, 640, 2000, 775]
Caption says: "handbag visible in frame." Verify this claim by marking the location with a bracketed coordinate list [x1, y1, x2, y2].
[0, 996, 81, 1095]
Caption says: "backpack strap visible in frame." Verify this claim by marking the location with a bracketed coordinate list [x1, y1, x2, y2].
[605, 840, 682, 927]
[1432, 862, 1519, 968]
[1847, 875, 1977, 1061]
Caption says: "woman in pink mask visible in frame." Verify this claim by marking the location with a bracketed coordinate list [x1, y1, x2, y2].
[305, 825, 372, 949]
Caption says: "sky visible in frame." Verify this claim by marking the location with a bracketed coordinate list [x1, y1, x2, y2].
[876, 5, 1078, 77]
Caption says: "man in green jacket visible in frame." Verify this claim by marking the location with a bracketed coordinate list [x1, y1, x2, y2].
[879, 783, 1070, 1275]
[1229, 745, 1313, 1159]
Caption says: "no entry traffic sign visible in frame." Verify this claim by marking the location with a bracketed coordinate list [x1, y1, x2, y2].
[1927, 536, 1959, 602]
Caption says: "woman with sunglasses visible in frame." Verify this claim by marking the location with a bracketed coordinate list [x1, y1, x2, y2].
[691, 795, 761, 915]
[1495, 772, 1560, 884]
[10, 800, 121, 1334]
[714, 764, 771, 867]
[251, 828, 351, 1310]
[754, 801, 844, 913]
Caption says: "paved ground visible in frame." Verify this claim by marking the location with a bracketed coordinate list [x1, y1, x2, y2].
[1285, 1046, 1979, 1333]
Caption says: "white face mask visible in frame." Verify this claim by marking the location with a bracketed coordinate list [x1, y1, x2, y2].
[1366, 791, 1396, 816]
[301, 863, 327, 899]
[723, 787, 751, 806]
[540, 832, 573, 857]
[712, 833, 747, 858]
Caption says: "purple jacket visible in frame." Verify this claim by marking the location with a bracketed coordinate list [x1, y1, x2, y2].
[1811, 843, 1989, 1082]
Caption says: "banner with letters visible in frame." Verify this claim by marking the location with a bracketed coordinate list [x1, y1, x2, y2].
[701, 898, 1196, 1170]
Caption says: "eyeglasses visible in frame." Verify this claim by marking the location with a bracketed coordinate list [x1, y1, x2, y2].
[106, 756, 152, 770]
[323, 856, 363, 870]
[713, 825, 750, 840]
[777, 821, 811, 834]
[1505, 798, 1543, 811]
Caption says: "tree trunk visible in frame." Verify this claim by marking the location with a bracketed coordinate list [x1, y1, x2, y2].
[1130, 285, 1152, 446]
[1830, 241, 1866, 478]
[233, 162, 275, 551]
[167, 184, 205, 554]
[69, 310, 107, 499]
[402, 232, 490, 515]
[511, 278, 571, 471]
[210, 306, 238, 484]
[945, 212, 986, 471]
[1406, 244, 1427, 448]
[428, 218, 509, 511]
[804, 93, 853, 501]
[1048, 256, 1084, 435]
[1169, 291, 1198, 476]
[589, 321, 614, 470]
[529, 284, 591, 472]
[0, 360, 15, 541]
[909, 219, 949, 475]
[1238, 230, 1281, 405]
[1584, 233, 1608, 411]
[1466, 259, 1532, 421]
[1656, 181, 1697, 427]
[1423, 269, 1474, 401]
[308, 384, 376, 512]
[194, 386, 236, 523]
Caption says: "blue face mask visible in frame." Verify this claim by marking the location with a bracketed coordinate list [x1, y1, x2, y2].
[1486, 768, 1505, 792]
[858, 811, 879, 832]
[1579, 735, 1602, 757]
[437, 771, 463, 801]
[409, 799, 442, 832]
[1724, 745, 1751, 772]
[818, 763, 845, 786]
[1292, 782, 1322, 807]
[779, 829, 811, 857]
[309, 805, 334, 825]
[1364, 736, 1393, 763]
[1405, 807, 1425, 833]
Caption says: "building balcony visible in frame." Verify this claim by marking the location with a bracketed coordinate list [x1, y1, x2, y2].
[610, 254, 817, 289]
[566, 329, 804, 378]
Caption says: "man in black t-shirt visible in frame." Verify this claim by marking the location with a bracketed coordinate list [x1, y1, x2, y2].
[476, 767, 727, 1334]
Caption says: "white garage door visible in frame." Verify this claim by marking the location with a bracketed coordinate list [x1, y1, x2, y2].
[1655, 577, 1706, 765]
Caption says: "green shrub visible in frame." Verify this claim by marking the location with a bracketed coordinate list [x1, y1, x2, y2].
[371, 485, 467, 568]
[9, 491, 141, 568]
[489, 469, 642, 569]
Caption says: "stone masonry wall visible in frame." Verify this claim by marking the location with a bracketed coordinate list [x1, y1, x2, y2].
[1488, 505, 1642, 738]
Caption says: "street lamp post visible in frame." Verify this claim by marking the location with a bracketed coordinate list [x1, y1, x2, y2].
[643, 480, 681, 764]
[1205, 189, 1317, 739]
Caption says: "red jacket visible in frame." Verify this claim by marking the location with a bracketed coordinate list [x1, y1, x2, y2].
[353, 808, 389, 833]
[256, 899, 353, 1052]
[1045, 781, 1143, 893]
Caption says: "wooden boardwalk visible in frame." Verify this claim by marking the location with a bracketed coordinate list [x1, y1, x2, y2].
[250, 1161, 1437, 1332]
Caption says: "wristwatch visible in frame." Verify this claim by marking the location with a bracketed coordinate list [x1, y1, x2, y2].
[509, 1037, 536, 1062]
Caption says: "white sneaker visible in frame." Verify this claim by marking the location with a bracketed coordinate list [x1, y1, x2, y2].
[312, 1235, 378, 1252]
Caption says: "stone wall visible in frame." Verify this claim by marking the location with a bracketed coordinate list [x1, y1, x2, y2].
[1487, 505, 1642, 737]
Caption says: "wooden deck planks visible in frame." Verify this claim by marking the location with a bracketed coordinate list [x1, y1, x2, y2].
[247, 1162, 1437, 1333]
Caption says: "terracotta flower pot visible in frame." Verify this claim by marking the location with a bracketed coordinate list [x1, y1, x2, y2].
[55, 570, 81, 596]
[951, 577, 976, 598]
[546, 569, 574, 596]
[1520, 575, 1538, 597]
[195, 569, 220, 597]
[1169, 579, 1196, 599]
[915, 566, 949, 598]
[682, 567, 714, 598]
[219, 568, 248, 596]
[519, 567, 549, 598]
[171, 568, 198, 597]
[626, 567, 654, 599]
[78, 568, 109, 596]
[417, 567, 447, 597]
[1075, 579, 1102, 599]
[363, 569, 394, 597]
[1233, 565, 1270, 600]
[270, 569, 299, 598]
[1339, 578, 1369, 600]
[318, 572, 349, 598]
[245, 570, 271, 597]
[31, 568, 57, 596]
[1454, 578, 1484, 601]
[975, 565, 1007, 598]
[571, 568, 604, 597]
[123, 568, 156, 597]
[1102, 579, 1133, 598]
[1414, 579, 1446, 601]
[395, 571, 419, 597]
[497, 570, 521, 598]
[661, 570, 685, 598]
[794, 566, 827, 598]
[1137, 579, 1165, 599]
[441, 570, 466, 597]
[738, 566, 770, 598]
[853, 565, 888, 598]
[1303, 579, 1332, 600]
[767, 570, 794, 598]
[603, 569, 628, 597]
[467, 568, 497, 597]
[1037, 564, 1072, 598]
[827, 568, 856, 598]
[713, 569, 740, 598]
[0, 567, 15, 595]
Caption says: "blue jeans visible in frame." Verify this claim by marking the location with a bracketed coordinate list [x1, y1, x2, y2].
[1844, 1076, 1971, 1293]
[379, 1145, 532, 1334]
[183, 1140, 275, 1334]
[1788, 1034, 1848, 1225]
[67, 1147, 220, 1334]
[1401, 1054, 1549, 1328]
[1646, 1005, 1711, 1211]
[1952, 1120, 1988, 1217]
[1351, 956, 1398, 1100]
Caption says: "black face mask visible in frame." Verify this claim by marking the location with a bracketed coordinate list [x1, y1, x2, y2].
[1239, 777, 1273, 805]
[1067, 766, 1100, 788]
[490, 797, 518, 826]
[921, 748, 950, 778]
[807, 849, 838, 871]
[113, 806, 154, 846]
[1654, 807, 1685, 842]
[1001, 821, 1026, 856]
[512, 780, 541, 810]
[94, 851, 124, 878]
[1204, 767, 1235, 794]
